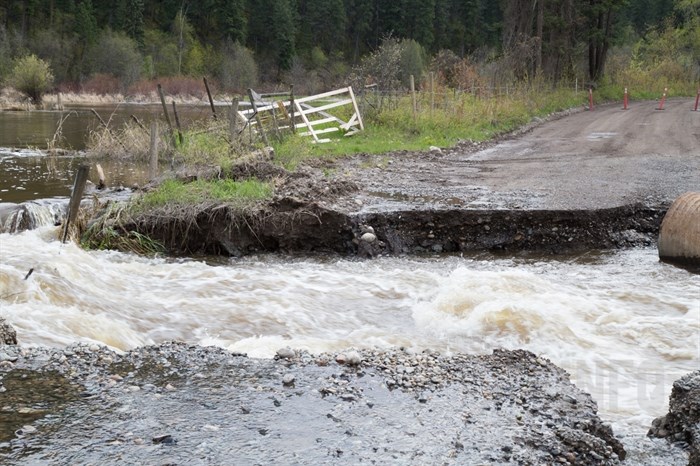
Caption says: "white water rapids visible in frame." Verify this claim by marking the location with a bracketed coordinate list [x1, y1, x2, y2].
[0, 223, 698, 434]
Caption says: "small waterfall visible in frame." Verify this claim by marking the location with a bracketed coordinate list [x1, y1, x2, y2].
[0, 199, 68, 233]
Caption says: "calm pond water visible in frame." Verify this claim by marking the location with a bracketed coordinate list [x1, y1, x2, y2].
[0, 103, 220, 150]
[0, 103, 224, 202]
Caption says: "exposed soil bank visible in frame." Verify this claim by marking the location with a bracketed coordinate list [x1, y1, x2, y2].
[122, 197, 664, 258]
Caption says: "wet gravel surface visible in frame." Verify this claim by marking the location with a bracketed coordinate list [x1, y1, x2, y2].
[0, 343, 690, 465]
[328, 101, 700, 214]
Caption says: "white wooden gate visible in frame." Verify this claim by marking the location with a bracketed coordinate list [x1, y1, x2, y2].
[237, 86, 364, 143]
[293, 86, 364, 143]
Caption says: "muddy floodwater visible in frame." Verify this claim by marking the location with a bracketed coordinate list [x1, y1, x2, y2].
[1, 225, 698, 433]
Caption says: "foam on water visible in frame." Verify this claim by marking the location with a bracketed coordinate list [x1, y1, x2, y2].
[0, 228, 698, 429]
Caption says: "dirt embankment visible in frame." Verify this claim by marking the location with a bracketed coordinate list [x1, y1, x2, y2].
[112, 99, 698, 258]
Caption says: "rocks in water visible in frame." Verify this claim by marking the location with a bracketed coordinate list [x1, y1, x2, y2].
[282, 373, 295, 386]
[152, 434, 177, 445]
[0, 318, 17, 345]
[336, 350, 362, 366]
[649, 370, 700, 465]
[275, 347, 296, 360]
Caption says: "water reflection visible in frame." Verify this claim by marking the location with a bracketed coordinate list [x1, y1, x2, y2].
[0, 103, 220, 150]
[0, 152, 148, 203]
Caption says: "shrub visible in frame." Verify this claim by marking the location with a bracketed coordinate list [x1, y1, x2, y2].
[350, 38, 427, 92]
[218, 40, 259, 93]
[9, 55, 54, 106]
[28, 28, 76, 83]
[82, 73, 121, 95]
[87, 30, 143, 91]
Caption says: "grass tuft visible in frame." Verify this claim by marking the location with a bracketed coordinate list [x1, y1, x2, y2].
[138, 178, 273, 209]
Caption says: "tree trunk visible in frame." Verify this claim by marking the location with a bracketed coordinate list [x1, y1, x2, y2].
[536, 0, 544, 75]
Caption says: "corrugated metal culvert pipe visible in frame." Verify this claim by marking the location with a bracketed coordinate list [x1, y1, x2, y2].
[658, 192, 700, 267]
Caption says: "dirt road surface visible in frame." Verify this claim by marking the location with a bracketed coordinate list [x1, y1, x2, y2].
[338, 98, 700, 213]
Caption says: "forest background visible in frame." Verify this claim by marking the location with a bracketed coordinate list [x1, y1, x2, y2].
[0, 0, 698, 99]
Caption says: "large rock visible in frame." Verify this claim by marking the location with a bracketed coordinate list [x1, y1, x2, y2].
[649, 371, 700, 465]
[0, 318, 17, 345]
[658, 192, 700, 266]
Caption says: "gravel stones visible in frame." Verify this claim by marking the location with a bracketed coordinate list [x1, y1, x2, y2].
[275, 347, 296, 360]
[648, 370, 700, 466]
[0, 318, 17, 345]
[282, 373, 295, 386]
[1, 343, 688, 465]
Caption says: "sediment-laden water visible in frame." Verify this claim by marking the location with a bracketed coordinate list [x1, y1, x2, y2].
[1, 223, 697, 437]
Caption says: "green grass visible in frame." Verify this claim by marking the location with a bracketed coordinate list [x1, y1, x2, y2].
[138, 178, 273, 208]
[170, 77, 697, 172]
[274, 86, 586, 168]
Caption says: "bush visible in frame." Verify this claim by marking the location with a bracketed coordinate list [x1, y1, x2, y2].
[218, 40, 259, 92]
[82, 73, 121, 95]
[350, 38, 427, 92]
[87, 30, 143, 91]
[9, 55, 54, 105]
[29, 28, 76, 83]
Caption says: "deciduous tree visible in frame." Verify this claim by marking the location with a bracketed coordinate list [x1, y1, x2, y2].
[9, 54, 54, 105]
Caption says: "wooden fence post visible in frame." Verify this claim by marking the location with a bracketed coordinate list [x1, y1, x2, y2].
[95, 163, 106, 189]
[430, 72, 435, 117]
[171, 101, 184, 145]
[157, 83, 175, 146]
[289, 85, 296, 134]
[203, 77, 217, 120]
[229, 98, 240, 144]
[247, 88, 269, 146]
[62, 164, 90, 243]
[410, 74, 417, 122]
[149, 121, 159, 180]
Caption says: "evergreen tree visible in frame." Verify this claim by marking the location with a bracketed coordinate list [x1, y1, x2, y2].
[220, 0, 247, 44]
[122, 0, 144, 48]
[405, 0, 435, 48]
[297, 0, 346, 54]
[247, 0, 296, 75]
[344, 0, 373, 61]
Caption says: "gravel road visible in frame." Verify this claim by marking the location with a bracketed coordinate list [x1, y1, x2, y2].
[340, 99, 700, 212]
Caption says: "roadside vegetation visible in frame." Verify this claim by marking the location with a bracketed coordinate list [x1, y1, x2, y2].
[136, 179, 273, 209]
